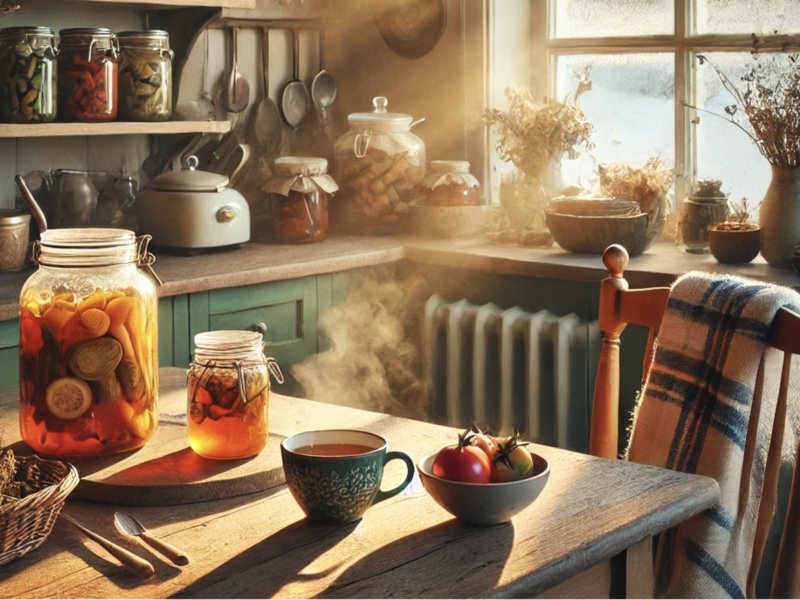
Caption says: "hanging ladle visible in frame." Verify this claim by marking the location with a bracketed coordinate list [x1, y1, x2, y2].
[311, 29, 337, 137]
[253, 27, 283, 156]
[280, 29, 310, 131]
[225, 27, 250, 113]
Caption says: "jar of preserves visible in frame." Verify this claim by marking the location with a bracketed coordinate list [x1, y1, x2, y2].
[58, 28, 118, 122]
[118, 30, 173, 122]
[334, 96, 425, 234]
[263, 156, 338, 244]
[187, 330, 282, 460]
[422, 161, 481, 206]
[0, 27, 57, 123]
[19, 229, 161, 457]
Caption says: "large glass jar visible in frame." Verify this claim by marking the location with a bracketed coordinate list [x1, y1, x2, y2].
[679, 196, 728, 253]
[333, 96, 425, 234]
[187, 330, 282, 460]
[422, 161, 481, 206]
[58, 28, 118, 122]
[264, 156, 338, 244]
[19, 229, 160, 457]
[118, 30, 173, 122]
[0, 27, 57, 123]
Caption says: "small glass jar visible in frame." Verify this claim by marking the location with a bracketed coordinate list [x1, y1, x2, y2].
[334, 96, 425, 234]
[58, 28, 118, 122]
[118, 31, 173, 122]
[422, 161, 481, 206]
[0, 27, 57, 124]
[188, 331, 282, 460]
[264, 156, 338, 244]
[19, 229, 161, 457]
[679, 196, 728, 253]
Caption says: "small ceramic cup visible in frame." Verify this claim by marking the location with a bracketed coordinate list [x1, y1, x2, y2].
[281, 430, 415, 525]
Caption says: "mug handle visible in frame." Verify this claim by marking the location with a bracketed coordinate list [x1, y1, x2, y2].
[373, 451, 415, 505]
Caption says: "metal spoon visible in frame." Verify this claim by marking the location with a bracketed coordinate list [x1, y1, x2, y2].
[280, 29, 310, 130]
[114, 511, 190, 566]
[15, 174, 48, 233]
[253, 27, 283, 156]
[311, 29, 337, 137]
[225, 28, 249, 113]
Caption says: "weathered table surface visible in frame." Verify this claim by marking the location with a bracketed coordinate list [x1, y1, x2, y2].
[0, 368, 719, 599]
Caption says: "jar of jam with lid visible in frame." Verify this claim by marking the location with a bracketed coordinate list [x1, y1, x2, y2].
[58, 28, 118, 122]
[422, 160, 481, 206]
[263, 156, 338, 244]
[187, 330, 283, 460]
[0, 27, 58, 123]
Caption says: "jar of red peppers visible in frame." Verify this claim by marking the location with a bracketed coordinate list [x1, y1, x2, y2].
[118, 30, 173, 122]
[58, 28, 118, 122]
[263, 157, 338, 244]
[422, 161, 481, 206]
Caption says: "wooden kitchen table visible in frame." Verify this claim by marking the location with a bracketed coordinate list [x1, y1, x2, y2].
[0, 368, 719, 599]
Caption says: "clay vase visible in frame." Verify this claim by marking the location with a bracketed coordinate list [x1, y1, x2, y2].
[759, 165, 800, 267]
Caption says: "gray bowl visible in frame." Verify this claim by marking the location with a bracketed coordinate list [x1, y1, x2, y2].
[545, 211, 651, 256]
[417, 451, 550, 525]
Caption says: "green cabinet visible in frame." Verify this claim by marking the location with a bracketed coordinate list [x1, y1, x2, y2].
[0, 319, 18, 391]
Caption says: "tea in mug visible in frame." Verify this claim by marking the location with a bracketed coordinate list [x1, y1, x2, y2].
[293, 443, 374, 457]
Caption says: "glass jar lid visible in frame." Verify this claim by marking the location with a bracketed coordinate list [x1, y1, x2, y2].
[149, 156, 229, 193]
[117, 30, 169, 40]
[429, 160, 471, 174]
[348, 96, 413, 133]
[194, 330, 264, 363]
[274, 156, 328, 177]
[0, 26, 54, 39]
[37, 228, 137, 266]
[59, 27, 115, 38]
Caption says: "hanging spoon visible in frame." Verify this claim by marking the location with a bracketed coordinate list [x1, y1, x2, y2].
[311, 29, 337, 137]
[253, 27, 283, 156]
[225, 27, 250, 113]
[280, 29, 310, 131]
[15, 175, 48, 233]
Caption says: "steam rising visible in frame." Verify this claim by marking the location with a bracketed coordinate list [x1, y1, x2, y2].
[291, 273, 430, 420]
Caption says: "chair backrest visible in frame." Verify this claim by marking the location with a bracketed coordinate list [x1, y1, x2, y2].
[588, 244, 800, 599]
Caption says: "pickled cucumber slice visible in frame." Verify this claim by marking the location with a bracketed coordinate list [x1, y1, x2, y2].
[45, 377, 92, 420]
[66, 337, 123, 381]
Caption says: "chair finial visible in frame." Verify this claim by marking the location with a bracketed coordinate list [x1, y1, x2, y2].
[603, 244, 629, 278]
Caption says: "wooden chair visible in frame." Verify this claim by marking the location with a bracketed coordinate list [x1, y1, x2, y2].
[588, 244, 800, 599]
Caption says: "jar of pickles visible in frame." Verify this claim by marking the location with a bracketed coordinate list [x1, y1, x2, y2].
[422, 161, 481, 206]
[58, 28, 118, 122]
[118, 31, 173, 122]
[19, 229, 161, 457]
[263, 156, 338, 244]
[0, 27, 57, 123]
[187, 330, 282, 460]
[334, 96, 425, 234]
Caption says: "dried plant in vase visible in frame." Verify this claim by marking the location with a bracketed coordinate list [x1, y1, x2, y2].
[598, 157, 674, 249]
[685, 52, 800, 266]
[0, 1, 20, 20]
[483, 71, 593, 242]
[709, 197, 762, 264]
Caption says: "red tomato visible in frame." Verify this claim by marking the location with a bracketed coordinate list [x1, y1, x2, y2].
[432, 444, 491, 483]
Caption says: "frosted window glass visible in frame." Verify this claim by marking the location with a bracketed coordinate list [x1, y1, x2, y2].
[555, 54, 675, 192]
[554, 0, 673, 38]
[694, 53, 772, 210]
[695, 0, 800, 35]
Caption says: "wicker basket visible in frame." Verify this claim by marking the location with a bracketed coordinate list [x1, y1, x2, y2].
[409, 200, 493, 239]
[0, 455, 79, 566]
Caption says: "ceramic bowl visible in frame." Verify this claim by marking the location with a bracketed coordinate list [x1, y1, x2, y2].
[417, 451, 550, 525]
[708, 226, 761, 264]
[545, 211, 650, 256]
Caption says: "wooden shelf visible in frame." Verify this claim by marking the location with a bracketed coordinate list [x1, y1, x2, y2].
[26, 0, 255, 9]
[0, 120, 231, 138]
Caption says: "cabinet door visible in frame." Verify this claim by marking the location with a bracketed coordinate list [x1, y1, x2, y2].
[0, 319, 18, 391]
[207, 277, 318, 366]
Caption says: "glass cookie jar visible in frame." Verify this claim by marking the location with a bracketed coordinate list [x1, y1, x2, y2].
[19, 229, 161, 457]
[58, 28, 118, 122]
[118, 30, 173, 122]
[187, 330, 283, 460]
[334, 96, 425, 234]
[0, 27, 58, 124]
[263, 156, 338, 244]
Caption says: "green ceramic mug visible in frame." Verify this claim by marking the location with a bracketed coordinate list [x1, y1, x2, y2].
[281, 429, 415, 525]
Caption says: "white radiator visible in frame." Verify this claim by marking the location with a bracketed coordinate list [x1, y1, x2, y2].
[422, 295, 601, 452]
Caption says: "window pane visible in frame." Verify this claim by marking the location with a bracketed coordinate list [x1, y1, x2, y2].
[555, 54, 675, 193]
[553, 0, 673, 38]
[694, 53, 772, 211]
[695, 0, 800, 35]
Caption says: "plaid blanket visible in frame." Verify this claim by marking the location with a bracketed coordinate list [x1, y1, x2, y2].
[626, 272, 800, 599]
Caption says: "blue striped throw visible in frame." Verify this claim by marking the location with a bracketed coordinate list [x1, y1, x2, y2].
[626, 271, 800, 598]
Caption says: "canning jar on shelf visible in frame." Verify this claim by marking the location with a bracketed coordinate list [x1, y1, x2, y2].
[334, 96, 425, 234]
[263, 156, 338, 244]
[187, 330, 283, 460]
[58, 28, 118, 122]
[19, 229, 161, 457]
[118, 30, 173, 122]
[422, 161, 481, 206]
[0, 27, 57, 124]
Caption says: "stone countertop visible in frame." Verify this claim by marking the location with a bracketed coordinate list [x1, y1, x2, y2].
[2, 235, 798, 321]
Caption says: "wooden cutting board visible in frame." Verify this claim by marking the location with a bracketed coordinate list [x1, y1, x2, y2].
[1, 369, 288, 506]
